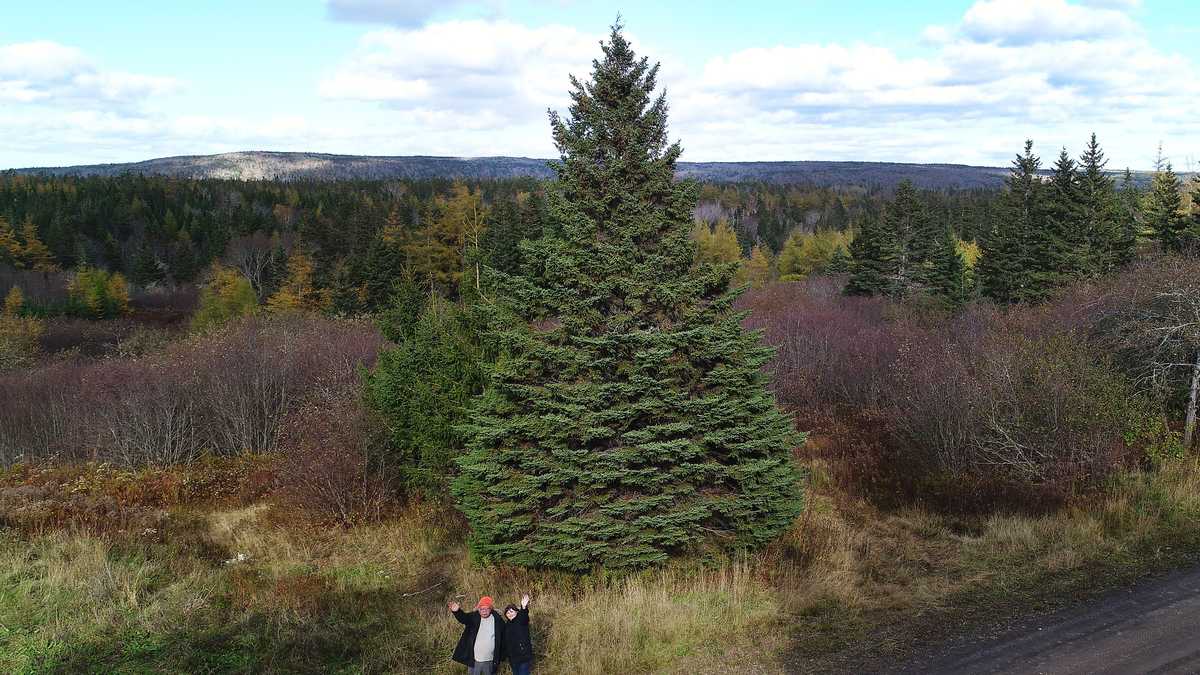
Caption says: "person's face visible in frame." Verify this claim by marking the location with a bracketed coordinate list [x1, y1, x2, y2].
[479, 605, 492, 618]
[505, 608, 517, 621]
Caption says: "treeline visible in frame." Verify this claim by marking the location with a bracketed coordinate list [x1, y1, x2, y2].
[0, 171, 999, 310]
[847, 135, 1200, 306]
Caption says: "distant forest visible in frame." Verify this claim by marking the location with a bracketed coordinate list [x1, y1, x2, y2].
[0, 171, 996, 312]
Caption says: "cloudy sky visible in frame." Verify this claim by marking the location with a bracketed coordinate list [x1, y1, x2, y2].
[2, 0, 1197, 170]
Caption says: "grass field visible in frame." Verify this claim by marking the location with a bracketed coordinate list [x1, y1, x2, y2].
[3, 455, 1199, 674]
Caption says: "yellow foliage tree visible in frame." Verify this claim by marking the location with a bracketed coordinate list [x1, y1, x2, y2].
[692, 219, 742, 265]
[0, 285, 42, 371]
[777, 229, 854, 280]
[192, 263, 259, 331]
[266, 249, 332, 314]
[67, 268, 130, 318]
[3, 286, 23, 317]
[739, 244, 774, 289]
[0, 217, 21, 266]
[402, 182, 487, 294]
[19, 218, 59, 272]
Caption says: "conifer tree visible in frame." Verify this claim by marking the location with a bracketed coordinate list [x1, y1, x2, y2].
[1040, 148, 1084, 284]
[1145, 161, 1187, 253]
[889, 179, 937, 288]
[981, 140, 1043, 304]
[846, 212, 899, 296]
[927, 225, 969, 306]
[18, 218, 59, 272]
[1076, 134, 1121, 273]
[453, 25, 804, 570]
[740, 243, 773, 288]
[1113, 169, 1141, 267]
[826, 244, 851, 274]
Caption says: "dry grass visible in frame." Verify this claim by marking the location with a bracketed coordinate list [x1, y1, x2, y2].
[2, 457, 1199, 674]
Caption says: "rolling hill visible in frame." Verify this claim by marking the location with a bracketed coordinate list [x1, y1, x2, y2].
[13, 151, 1017, 189]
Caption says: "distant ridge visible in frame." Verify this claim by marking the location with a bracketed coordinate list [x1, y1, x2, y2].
[10, 150, 1026, 189]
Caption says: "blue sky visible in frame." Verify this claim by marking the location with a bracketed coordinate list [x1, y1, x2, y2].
[2, 0, 1198, 169]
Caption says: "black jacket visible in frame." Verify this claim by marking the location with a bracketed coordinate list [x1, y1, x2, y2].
[452, 609, 506, 667]
[501, 607, 533, 665]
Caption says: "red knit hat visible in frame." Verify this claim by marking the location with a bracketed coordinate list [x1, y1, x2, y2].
[477, 596, 494, 609]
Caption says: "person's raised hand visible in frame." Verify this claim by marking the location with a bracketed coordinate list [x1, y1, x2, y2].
[521, 593, 530, 608]
[448, 601, 460, 613]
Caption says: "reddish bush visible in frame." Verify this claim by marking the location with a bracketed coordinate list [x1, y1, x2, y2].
[740, 273, 1165, 512]
[274, 385, 390, 525]
[0, 316, 383, 466]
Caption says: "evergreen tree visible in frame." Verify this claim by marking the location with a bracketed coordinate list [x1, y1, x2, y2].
[452, 25, 804, 570]
[1145, 161, 1187, 253]
[1076, 134, 1121, 273]
[1039, 148, 1084, 284]
[889, 179, 937, 288]
[927, 225, 969, 306]
[826, 244, 851, 274]
[1112, 168, 1141, 268]
[846, 212, 900, 296]
[981, 140, 1043, 304]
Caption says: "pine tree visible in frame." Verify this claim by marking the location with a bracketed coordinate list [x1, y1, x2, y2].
[452, 25, 804, 570]
[1145, 161, 1187, 253]
[846, 212, 900, 296]
[1076, 134, 1121, 273]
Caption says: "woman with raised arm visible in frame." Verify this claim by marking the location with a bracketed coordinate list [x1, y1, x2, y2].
[500, 594, 533, 674]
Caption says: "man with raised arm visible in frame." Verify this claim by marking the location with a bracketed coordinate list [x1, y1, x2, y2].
[448, 595, 505, 674]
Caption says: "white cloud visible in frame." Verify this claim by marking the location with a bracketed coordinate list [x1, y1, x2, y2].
[960, 0, 1136, 45]
[319, 20, 598, 125]
[0, 41, 178, 105]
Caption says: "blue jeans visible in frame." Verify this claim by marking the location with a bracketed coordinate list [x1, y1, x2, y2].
[511, 661, 532, 675]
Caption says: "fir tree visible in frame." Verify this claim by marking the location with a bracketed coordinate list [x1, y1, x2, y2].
[846, 212, 900, 296]
[452, 25, 804, 570]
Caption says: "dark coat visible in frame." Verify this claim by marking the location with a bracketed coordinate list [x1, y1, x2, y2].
[500, 607, 533, 665]
[452, 609, 506, 667]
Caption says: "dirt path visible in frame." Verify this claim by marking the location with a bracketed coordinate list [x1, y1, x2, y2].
[886, 565, 1200, 674]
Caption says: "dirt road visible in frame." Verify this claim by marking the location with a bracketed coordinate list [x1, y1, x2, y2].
[889, 566, 1200, 674]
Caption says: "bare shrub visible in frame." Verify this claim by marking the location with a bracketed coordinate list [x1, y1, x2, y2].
[274, 385, 390, 525]
[741, 272, 1164, 512]
[0, 316, 383, 467]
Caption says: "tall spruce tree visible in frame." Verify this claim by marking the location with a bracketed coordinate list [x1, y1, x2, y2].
[927, 224, 969, 306]
[845, 212, 900, 296]
[1076, 134, 1121, 273]
[1114, 168, 1141, 267]
[981, 140, 1043, 304]
[452, 25, 804, 571]
[1040, 148, 1084, 285]
[889, 179, 937, 290]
